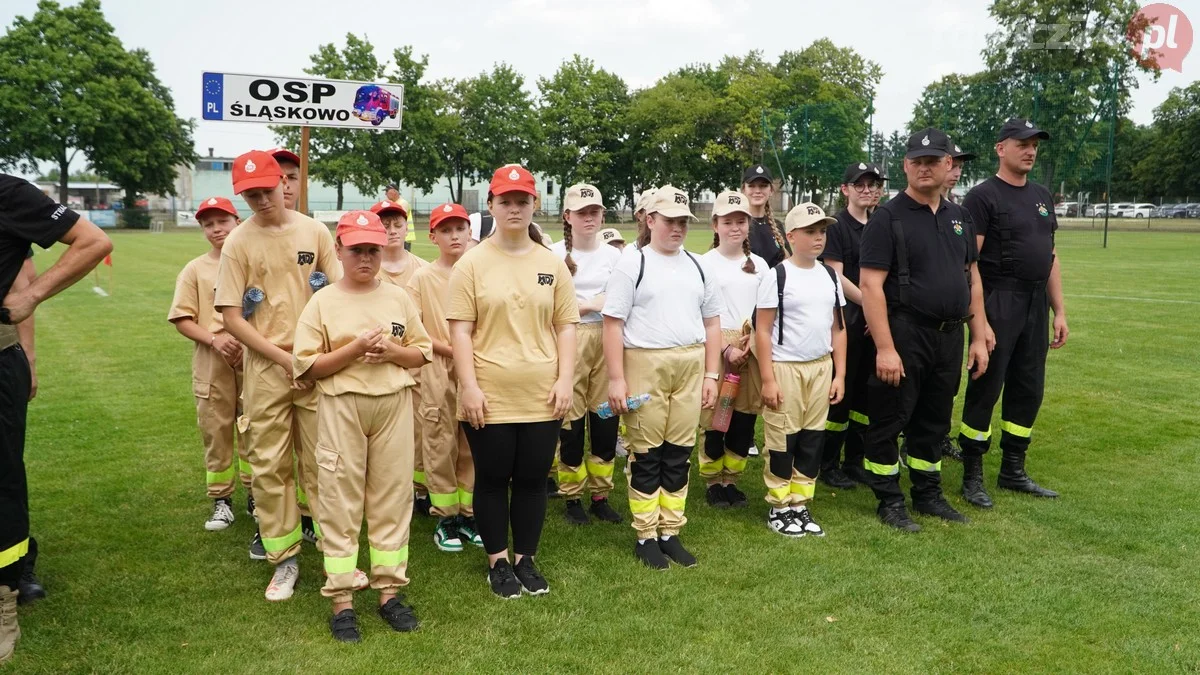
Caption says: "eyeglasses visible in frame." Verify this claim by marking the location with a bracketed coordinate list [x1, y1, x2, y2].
[851, 182, 883, 193]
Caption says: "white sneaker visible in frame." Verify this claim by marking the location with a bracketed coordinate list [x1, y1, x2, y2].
[265, 559, 299, 601]
[204, 499, 235, 531]
[353, 568, 369, 591]
[767, 508, 804, 537]
[792, 506, 825, 537]
[748, 444, 760, 457]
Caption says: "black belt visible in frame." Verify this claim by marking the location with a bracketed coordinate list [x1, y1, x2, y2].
[891, 307, 972, 333]
[983, 276, 1047, 292]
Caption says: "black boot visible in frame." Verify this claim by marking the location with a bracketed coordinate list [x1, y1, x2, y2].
[17, 538, 46, 606]
[961, 455, 994, 509]
[939, 436, 963, 462]
[997, 450, 1059, 498]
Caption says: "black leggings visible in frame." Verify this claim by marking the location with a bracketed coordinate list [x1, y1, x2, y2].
[462, 420, 560, 556]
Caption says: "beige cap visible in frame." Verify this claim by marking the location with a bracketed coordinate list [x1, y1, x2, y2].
[647, 185, 696, 220]
[563, 183, 604, 212]
[599, 227, 625, 243]
[634, 189, 657, 213]
[712, 190, 752, 218]
[784, 202, 837, 232]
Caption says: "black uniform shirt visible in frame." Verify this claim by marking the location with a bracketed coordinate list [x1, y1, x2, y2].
[860, 190, 978, 321]
[1, 174, 80, 300]
[824, 208, 868, 290]
[962, 176, 1057, 282]
[749, 215, 790, 268]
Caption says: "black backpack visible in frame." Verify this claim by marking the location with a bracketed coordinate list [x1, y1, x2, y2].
[478, 213, 494, 239]
[633, 248, 705, 289]
[760, 262, 844, 345]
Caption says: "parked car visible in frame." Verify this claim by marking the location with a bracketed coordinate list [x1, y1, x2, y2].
[1055, 201, 1080, 217]
[1114, 203, 1155, 218]
[1169, 203, 1198, 218]
[1150, 203, 1176, 218]
[1187, 204, 1200, 218]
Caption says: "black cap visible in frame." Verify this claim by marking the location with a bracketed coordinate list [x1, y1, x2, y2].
[905, 127, 951, 159]
[385, 183, 399, 191]
[997, 118, 1051, 142]
[842, 161, 885, 184]
[948, 138, 977, 162]
[742, 164, 774, 184]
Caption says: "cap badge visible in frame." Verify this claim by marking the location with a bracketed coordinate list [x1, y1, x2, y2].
[807, 205, 819, 215]
[921, 136, 930, 146]
[1025, 121, 1033, 128]
[442, 205, 452, 213]
[356, 215, 369, 226]
[728, 195, 741, 204]
[954, 145, 962, 152]
[755, 166, 764, 174]
[207, 198, 218, 206]
[381, 201, 390, 207]
[244, 159, 257, 172]
[858, 163, 867, 170]
[508, 169, 520, 180]
[580, 187, 595, 198]
[673, 193, 687, 205]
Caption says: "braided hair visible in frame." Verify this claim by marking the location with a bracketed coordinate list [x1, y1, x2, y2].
[562, 215, 578, 275]
[763, 199, 786, 253]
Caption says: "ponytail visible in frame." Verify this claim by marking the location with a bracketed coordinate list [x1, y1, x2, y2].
[764, 199, 786, 253]
[637, 214, 653, 250]
[741, 237, 756, 273]
[710, 230, 720, 249]
[562, 216, 577, 275]
[528, 223, 548, 249]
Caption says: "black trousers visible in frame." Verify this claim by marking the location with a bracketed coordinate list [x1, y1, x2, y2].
[462, 420, 560, 556]
[959, 285, 1049, 459]
[559, 412, 620, 470]
[862, 318, 963, 505]
[1, 345, 31, 589]
[822, 307, 874, 472]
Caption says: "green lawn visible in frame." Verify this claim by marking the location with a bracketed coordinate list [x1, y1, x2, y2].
[10, 228, 1200, 672]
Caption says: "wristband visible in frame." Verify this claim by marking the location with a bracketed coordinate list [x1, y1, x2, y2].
[704, 372, 719, 381]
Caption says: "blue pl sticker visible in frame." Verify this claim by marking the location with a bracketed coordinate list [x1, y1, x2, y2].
[202, 73, 224, 120]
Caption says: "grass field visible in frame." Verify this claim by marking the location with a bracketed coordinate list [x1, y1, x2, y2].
[9, 227, 1200, 673]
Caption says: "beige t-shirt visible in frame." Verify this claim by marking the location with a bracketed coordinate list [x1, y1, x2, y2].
[406, 262, 453, 346]
[214, 213, 341, 349]
[447, 239, 580, 423]
[293, 282, 433, 397]
[169, 252, 224, 335]
[378, 251, 430, 289]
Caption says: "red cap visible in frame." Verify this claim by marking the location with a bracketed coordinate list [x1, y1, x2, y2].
[369, 200, 408, 218]
[268, 147, 300, 166]
[429, 202, 470, 231]
[488, 164, 537, 197]
[194, 196, 238, 220]
[232, 151, 283, 195]
[335, 210, 388, 247]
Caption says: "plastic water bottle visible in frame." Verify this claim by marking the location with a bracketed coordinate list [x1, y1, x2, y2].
[711, 373, 741, 433]
[595, 393, 651, 420]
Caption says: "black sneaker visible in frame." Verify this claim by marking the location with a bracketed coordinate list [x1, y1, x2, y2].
[706, 484, 731, 508]
[589, 497, 622, 523]
[913, 497, 970, 523]
[877, 502, 921, 532]
[249, 530, 267, 560]
[513, 557, 550, 595]
[330, 608, 361, 643]
[487, 560, 522, 599]
[301, 515, 317, 544]
[939, 436, 963, 462]
[634, 539, 670, 570]
[17, 567, 46, 606]
[378, 596, 420, 632]
[658, 536, 697, 567]
[413, 494, 432, 517]
[246, 494, 256, 517]
[563, 499, 590, 525]
[792, 506, 825, 537]
[723, 484, 749, 507]
[546, 477, 562, 499]
[818, 467, 857, 490]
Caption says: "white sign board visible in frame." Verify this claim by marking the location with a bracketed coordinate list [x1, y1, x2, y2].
[202, 72, 404, 130]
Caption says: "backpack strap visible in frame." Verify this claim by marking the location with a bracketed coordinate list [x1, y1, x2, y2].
[774, 263, 786, 345]
[683, 250, 706, 284]
[821, 263, 845, 331]
[890, 212, 911, 308]
[635, 248, 646, 289]
[479, 213, 495, 239]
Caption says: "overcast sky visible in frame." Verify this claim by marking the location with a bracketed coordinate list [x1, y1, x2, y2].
[3, 0, 1196, 166]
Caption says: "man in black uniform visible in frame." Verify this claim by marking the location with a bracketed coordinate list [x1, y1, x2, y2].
[0, 174, 112, 663]
[819, 161, 886, 489]
[858, 129, 990, 532]
[957, 118, 1066, 507]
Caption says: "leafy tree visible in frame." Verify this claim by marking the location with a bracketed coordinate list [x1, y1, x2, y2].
[0, 0, 194, 209]
[368, 47, 446, 198]
[459, 63, 541, 184]
[1133, 82, 1200, 200]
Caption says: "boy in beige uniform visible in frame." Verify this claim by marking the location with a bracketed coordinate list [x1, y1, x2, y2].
[214, 150, 343, 601]
[168, 197, 252, 532]
[370, 199, 434, 517]
[294, 210, 432, 643]
[407, 203, 480, 552]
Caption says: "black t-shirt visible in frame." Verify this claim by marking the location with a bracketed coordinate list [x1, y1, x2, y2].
[962, 176, 1057, 282]
[1, 174, 80, 299]
[748, 215, 790, 268]
[860, 191, 979, 321]
[824, 208, 868, 290]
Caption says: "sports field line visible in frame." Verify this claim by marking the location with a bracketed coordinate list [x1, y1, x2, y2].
[1065, 293, 1200, 305]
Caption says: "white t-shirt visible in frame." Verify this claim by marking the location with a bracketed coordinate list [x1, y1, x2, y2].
[551, 240, 622, 323]
[756, 259, 845, 363]
[603, 246, 723, 349]
[700, 249, 769, 331]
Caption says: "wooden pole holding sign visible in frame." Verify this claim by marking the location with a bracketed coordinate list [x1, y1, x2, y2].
[299, 125, 311, 215]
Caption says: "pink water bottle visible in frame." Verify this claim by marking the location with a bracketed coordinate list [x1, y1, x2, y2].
[711, 372, 741, 432]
